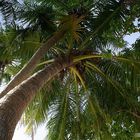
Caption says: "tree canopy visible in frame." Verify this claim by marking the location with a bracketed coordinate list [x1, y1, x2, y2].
[0, 0, 140, 139]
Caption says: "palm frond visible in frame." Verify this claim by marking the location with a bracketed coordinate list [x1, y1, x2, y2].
[0, 0, 20, 25]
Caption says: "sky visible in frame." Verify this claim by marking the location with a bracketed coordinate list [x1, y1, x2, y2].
[124, 32, 140, 45]
[13, 123, 46, 140]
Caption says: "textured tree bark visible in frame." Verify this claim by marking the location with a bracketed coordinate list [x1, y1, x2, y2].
[0, 58, 71, 140]
[0, 29, 66, 99]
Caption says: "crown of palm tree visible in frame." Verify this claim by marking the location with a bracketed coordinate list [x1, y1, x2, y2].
[0, 0, 140, 139]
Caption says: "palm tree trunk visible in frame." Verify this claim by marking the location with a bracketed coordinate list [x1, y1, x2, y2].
[0, 29, 66, 98]
[0, 57, 71, 140]
[31, 127, 34, 140]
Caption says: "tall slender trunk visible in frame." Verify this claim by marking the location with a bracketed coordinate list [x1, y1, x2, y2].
[0, 29, 66, 98]
[0, 58, 71, 140]
[31, 127, 34, 140]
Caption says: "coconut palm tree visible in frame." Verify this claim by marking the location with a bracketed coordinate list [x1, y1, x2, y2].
[0, 0, 140, 139]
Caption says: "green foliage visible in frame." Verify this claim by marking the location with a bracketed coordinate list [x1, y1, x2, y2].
[0, 0, 140, 139]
